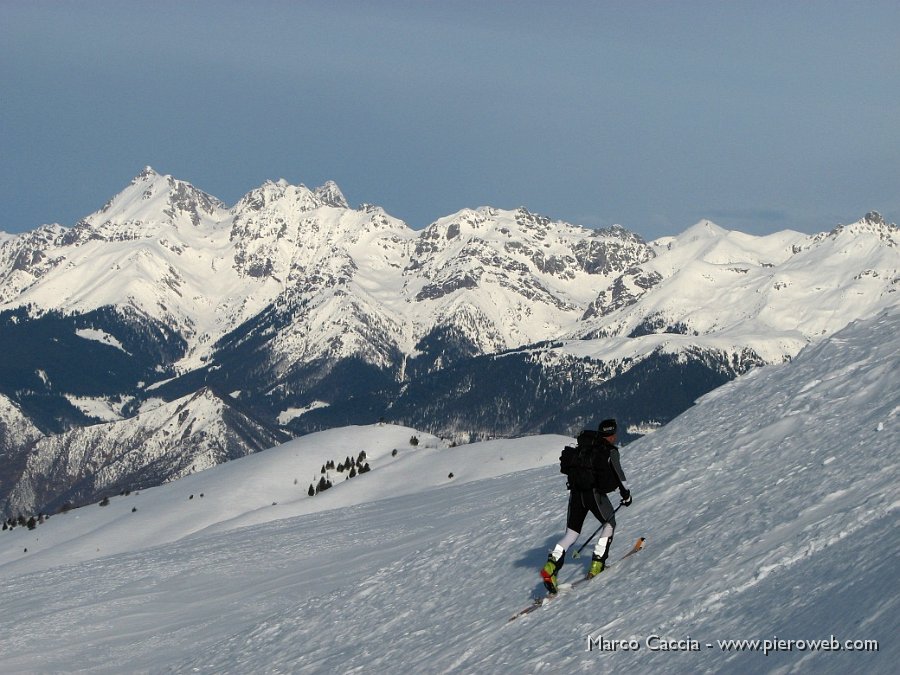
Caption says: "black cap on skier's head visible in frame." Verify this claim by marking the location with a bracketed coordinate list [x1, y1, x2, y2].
[598, 419, 617, 437]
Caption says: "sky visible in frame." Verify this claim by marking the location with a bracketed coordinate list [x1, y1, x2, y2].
[1, 1, 898, 240]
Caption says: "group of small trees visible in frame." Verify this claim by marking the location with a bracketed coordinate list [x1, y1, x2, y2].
[305, 436, 423, 496]
[98, 488, 139, 509]
[308, 450, 371, 496]
[15, 489, 143, 528]
[2, 513, 47, 532]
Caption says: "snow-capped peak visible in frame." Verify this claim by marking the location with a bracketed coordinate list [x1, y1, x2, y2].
[233, 178, 349, 215]
[671, 219, 729, 244]
[824, 211, 898, 242]
[83, 167, 227, 232]
[314, 180, 349, 209]
[136, 165, 159, 180]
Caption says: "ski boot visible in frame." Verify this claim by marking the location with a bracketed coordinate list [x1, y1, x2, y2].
[540, 547, 565, 594]
[587, 554, 605, 579]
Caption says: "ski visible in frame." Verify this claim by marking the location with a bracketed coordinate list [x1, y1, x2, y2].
[507, 583, 571, 620]
[508, 537, 645, 622]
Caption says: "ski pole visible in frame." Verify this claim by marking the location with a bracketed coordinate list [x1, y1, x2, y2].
[572, 502, 623, 559]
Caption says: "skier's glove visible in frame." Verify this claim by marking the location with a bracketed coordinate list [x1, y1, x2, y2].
[620, 490, 632, 507]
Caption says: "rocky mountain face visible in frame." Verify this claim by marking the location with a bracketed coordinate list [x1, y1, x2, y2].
[1, 168, 897, 515]
[0, 389, 288, 517]
[0, 394, 43, 514]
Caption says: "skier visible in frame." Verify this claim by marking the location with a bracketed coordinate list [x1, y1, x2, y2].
[541, 418, 632, 593]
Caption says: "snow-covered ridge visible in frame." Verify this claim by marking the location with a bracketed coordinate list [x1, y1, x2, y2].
[575, 212, 899, 344]
[1, 168, 896, 376]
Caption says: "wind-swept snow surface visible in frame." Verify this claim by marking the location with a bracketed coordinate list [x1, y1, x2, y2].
[0, 309, 897, 673]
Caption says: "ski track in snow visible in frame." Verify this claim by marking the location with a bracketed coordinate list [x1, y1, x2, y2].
[0, 308, 897, 673]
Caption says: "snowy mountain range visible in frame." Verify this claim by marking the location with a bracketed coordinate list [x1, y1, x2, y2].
[0, 303, 895, 673]
[0, 167, 898, 516]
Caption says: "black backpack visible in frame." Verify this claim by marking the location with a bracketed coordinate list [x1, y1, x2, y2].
[560, 429, 615, 492]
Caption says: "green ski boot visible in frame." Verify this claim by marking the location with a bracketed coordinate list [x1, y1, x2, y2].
[587, 555, 605, 579]
[540, 548, 565, 594]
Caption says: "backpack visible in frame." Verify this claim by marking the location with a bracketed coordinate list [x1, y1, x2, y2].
[559, 429, 617, 492]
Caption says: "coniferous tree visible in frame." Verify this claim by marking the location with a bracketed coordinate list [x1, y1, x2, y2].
[308, 484, 315, 497]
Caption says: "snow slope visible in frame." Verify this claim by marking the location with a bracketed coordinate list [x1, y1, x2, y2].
[0, 307, 897, 673]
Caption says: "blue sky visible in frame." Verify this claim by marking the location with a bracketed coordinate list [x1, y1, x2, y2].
[2, 0, 898, 239]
